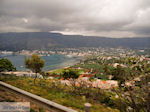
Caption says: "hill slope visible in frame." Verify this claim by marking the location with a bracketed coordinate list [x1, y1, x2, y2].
[0, 32, 150, 51]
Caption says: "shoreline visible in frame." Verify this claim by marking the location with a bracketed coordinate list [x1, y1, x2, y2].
[0, 54, 84, 72]
[46, 56, 82, 72]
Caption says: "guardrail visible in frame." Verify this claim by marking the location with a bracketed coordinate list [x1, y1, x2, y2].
[0, 81, 78, 112]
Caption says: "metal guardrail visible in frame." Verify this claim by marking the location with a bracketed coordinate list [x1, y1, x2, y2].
[0, 81, 78, 112]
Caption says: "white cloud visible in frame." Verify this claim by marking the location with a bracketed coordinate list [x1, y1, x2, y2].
[22, 18, 28, 23]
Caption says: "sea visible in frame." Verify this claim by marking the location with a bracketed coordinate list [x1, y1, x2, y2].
[0, 54, 81, 71]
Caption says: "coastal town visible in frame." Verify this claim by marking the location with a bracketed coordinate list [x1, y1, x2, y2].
[0, 48, 150, 112]
[0, 47, 142, 57]
[1, 47, 150, 88]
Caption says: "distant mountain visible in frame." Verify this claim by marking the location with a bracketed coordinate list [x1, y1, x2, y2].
[0, 32, 150, 51]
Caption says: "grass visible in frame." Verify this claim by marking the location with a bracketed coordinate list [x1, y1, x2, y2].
[73, 64, 104, 70]
[47, 68, 65, 74]
[0, 75, 119, 112]
[47, 68, 85, 76]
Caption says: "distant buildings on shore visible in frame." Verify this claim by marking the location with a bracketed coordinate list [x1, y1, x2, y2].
[0, 47, 141, 57]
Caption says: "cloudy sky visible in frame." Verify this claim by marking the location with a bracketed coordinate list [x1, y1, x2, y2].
[0, 0, 150, 38]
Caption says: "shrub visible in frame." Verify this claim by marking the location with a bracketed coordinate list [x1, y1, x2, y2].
[0, 58, 16, 72]
[61, 69, 79, 79]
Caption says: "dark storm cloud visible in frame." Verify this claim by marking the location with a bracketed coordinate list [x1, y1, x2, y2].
[0, 0, 150, 37]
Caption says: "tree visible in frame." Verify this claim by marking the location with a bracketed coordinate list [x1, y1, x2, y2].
[61, 69, 79, 79]
[111, 65, 129, 85]
[25, 54, 45, 84]
[0, 58, 16, 72]
[114, 74, 150, 112]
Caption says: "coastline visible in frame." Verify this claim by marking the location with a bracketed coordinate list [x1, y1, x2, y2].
[0, 54, 83, 72]
[46, 56, 83, 72]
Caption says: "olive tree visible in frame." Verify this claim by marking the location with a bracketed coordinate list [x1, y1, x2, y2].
[25, 54, 45, 84]
[113, 74, 150, 112]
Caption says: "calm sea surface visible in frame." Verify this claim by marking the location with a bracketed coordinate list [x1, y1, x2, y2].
[0, 54, 80, 71]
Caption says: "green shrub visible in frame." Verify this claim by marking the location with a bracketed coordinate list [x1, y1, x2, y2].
[61, 69, 79, 79]
[95, 74, 109, 80]
[30, 108, 36, 112]
[0, 58, 16, 72]
[101, 97, 115, 107]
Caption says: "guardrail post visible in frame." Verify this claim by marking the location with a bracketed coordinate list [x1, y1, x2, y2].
[84, 103, 91, 112]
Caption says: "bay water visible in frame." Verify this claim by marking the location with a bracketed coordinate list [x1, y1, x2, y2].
[0, 54, 80, 71]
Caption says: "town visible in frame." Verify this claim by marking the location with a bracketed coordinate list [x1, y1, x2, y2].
[0, 47, 150, 112]
[0, 47, 141, 57]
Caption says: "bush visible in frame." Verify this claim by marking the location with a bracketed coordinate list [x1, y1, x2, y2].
[101, 97, 115, 107]
[0, 58, 16, 72]
[95, 73, 109, 80]
[61, 69, 79, 79]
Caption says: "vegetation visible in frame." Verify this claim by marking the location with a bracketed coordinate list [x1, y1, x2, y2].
[0, 58, 16, 72]
[113, 74, 150, 112]
[61, 69, 80, 79]
[46, 68, 84, 79]
[73, 56, 150, 80]
[111, 65, 131, 85]
[1, 73, 149, 112]
[0, 74, 119, 112]
[25, 54, 45, 83]
[73, 56, 150, 111]
[0, 55, 149, 112]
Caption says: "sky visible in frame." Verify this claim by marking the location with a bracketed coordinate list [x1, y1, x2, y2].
[0, 0, 150, 38]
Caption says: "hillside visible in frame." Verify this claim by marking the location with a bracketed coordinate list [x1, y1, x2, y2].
[0, 32, 150, 51]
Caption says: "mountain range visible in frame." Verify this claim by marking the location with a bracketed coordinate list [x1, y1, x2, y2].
[0, 32, 150, 51]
